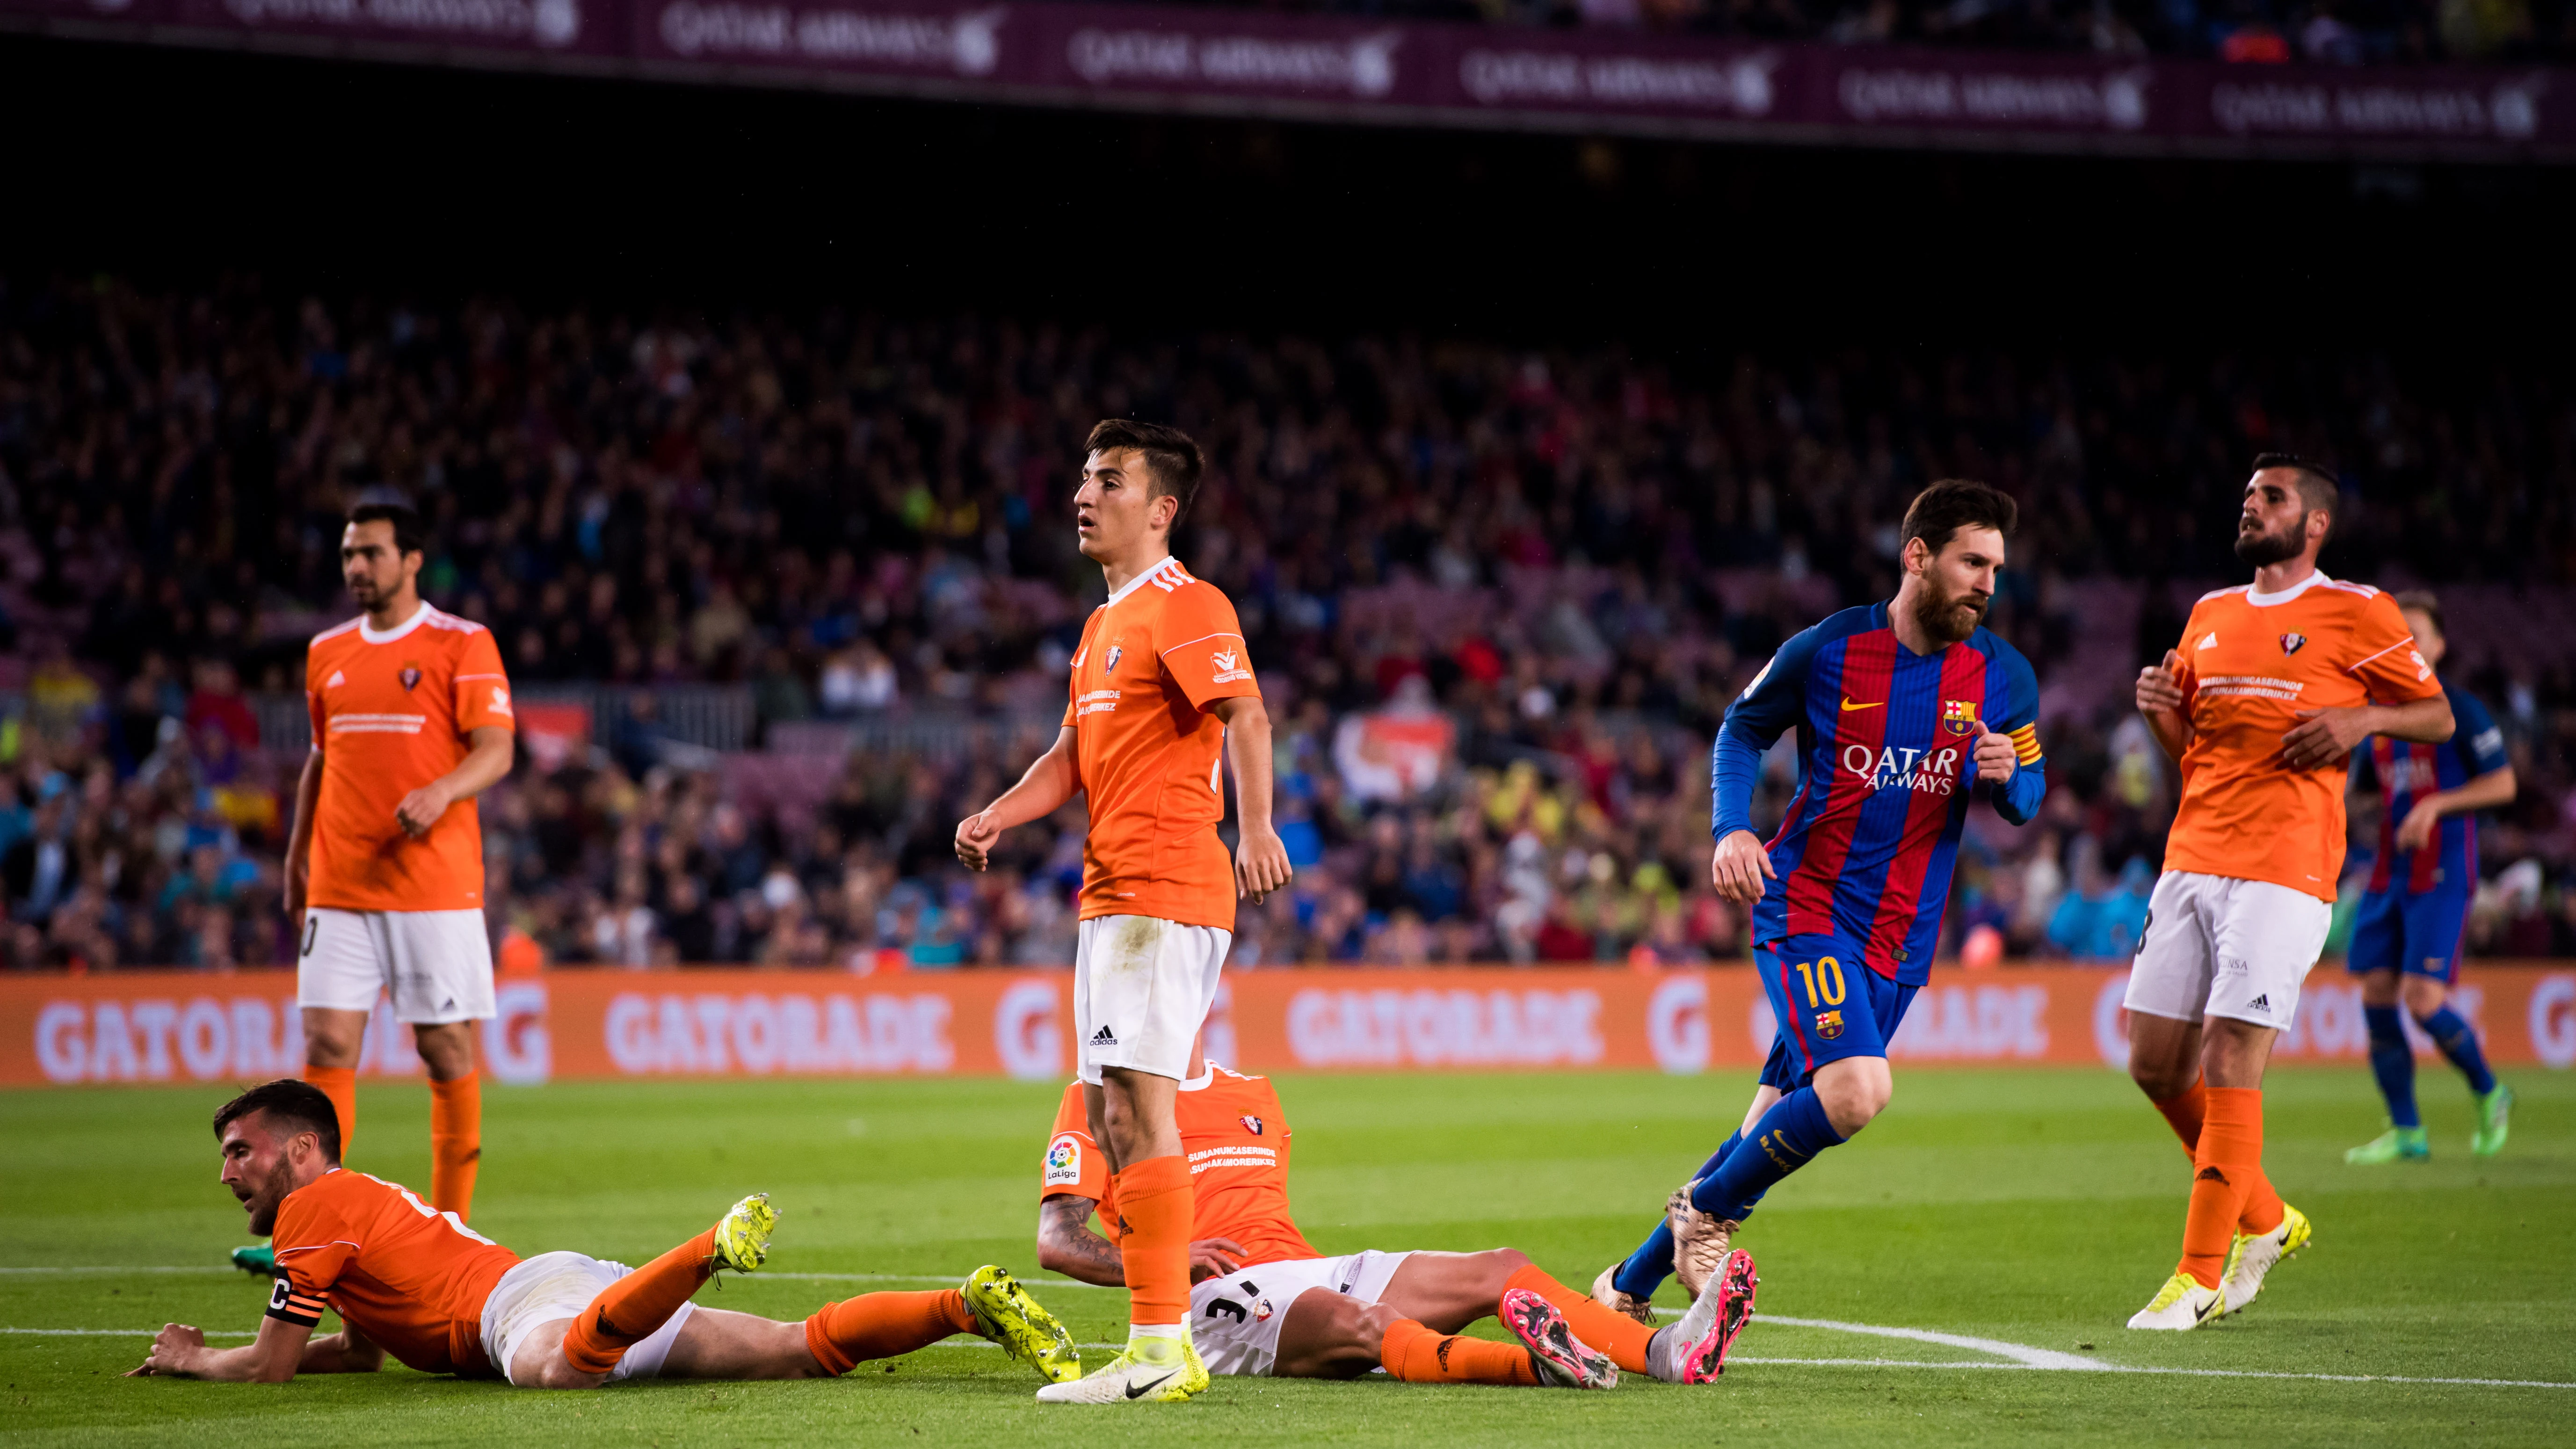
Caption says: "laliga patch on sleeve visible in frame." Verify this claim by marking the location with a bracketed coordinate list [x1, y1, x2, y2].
[1044, 1133, 1083, 1187]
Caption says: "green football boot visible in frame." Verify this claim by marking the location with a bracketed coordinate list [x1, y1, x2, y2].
[2471, 1083, 2514, 1157]
[2344, 1125, 2429, 1165]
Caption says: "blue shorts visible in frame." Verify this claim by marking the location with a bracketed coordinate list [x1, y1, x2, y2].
[2347, 887, 2469, 985]
[1756, 935, 1919, 1084]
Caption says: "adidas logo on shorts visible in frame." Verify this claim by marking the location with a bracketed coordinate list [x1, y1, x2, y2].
[1092, 1026, 1117, 1046]
[2248, 993, 2270, 1012]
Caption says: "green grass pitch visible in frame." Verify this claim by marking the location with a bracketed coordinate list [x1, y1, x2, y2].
[3, 1065, 2569, 1446]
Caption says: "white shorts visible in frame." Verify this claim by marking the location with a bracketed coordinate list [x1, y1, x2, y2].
[1190, 1250, 1413, 1378]
[1074, 914, 1231, 1084]
[298, 907, 495, 1023]
[2125, 871, 2332, 1033]
[478, 1250, 695, 1386]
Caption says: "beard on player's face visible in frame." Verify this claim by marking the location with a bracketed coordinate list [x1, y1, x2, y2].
[1911, 569, 1989, 645]
[239, 1152, 296, 1236]
[2234, 512, 2310, 568]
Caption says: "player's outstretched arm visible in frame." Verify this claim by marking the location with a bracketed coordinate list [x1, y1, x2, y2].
[395, 725, 515, 838]
[1035, 1194, 1126, 1287]
[127, 1315, 313, 1383]
[2281, 693, 2454, 770]
[957, 727, 1082, 872]
[1211, 694, 1291, 903]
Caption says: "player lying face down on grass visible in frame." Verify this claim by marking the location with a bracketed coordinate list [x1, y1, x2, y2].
[131, 1080, 1081, 1389]
[1596, 479, 2048, 1322]
[1032, 1044, 1757, 1389]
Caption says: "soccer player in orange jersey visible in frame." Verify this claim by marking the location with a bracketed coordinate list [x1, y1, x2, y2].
[2122, 455, 2453, 1330]
[137, 1080, 1079, 1388]
[955, 420, 1293, 1404]
[1033, 1044, 1756, 1388]
[280, 504, 516, 1231]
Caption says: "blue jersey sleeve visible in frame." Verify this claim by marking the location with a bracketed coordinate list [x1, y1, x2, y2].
[2452, 688, 2508, 778]
[1984, 638, 2046, 827]
[1710, 624, 1825, 840]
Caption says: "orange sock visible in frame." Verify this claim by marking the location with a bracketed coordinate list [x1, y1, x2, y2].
[2177, 1087, 2264, 1289]
[2153, 1081, 2284, 1236]
[1380, 1316, 1538, 1386]
[1503, 1262, 1652, 1374]
[1114, 1155, 1193, 1327]
[560, 1224, 718, 1375]
[803, 1290, 975, 1376]
[428, 1072, 482, 1221]
[303, 1065, 357, 1159]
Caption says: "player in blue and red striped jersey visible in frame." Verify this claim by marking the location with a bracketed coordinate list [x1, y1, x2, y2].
[2344, 590, 2517, 1165]
[1594, 480, 2047, 1319]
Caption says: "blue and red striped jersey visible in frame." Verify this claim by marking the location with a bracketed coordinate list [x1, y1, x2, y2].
[2357, 679, 2507, 899]
[1712, 602, 2046, 985]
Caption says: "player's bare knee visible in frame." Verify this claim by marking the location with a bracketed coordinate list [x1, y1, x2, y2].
[2400, 976, 2447, 1018]
[412, 1022, 477, 1080]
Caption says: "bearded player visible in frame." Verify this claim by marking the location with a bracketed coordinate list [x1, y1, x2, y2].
[138, 1080, 1080, 1389]
[2345, 591, 2516, 1165]
[1596, 479, 2046, 1320]
[2124, 455, 2453, 1330]
[956, 420, 1294, 1404]
[1036, 1046, 1756, 1390]
[234, 502, 518, 1283]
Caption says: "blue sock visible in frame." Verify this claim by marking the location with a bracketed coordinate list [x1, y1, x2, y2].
[1611, 1133, 1737, 1301]
[2418, 1005, 2497, 1096]
[2365, 1005, 2418, 1129]
[1693, 1088, 1845, 1223]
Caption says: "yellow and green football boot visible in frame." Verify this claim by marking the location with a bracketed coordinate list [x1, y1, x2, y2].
[709, 1193, 778, 1274]
[962, 1265, 1081, 1384]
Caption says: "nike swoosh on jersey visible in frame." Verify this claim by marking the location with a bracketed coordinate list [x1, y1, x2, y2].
[1839, 697, 1883, 712]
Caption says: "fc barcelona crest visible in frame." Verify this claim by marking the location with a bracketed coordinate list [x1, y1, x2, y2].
[1940, 700, 1980, 737]
[399, 664, 422, 691]
[2279, 632, 2307, 655]
[1815, 1010, 1845, 1041]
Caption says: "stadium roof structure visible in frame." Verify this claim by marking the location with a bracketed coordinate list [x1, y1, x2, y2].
[4, 0, 2571, 164]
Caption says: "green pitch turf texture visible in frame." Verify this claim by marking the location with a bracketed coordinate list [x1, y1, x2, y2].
[4, 1066, 2569, 1446]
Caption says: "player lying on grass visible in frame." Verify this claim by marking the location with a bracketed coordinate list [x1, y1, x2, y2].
[1034, 1048, 1756, 1389]
[133, 1080, 1080, 1389]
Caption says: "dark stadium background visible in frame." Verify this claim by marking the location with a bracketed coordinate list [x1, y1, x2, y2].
[4, 29, 2575, 974]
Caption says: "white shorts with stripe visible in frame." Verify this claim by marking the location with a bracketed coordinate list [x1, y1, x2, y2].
[2124, 871, 2331, 1033]
[1074, 914, 1231, 1084]
[297, 907, 496, 1023]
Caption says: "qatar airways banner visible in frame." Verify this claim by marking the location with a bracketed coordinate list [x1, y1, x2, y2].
[4, 0, 2568, 159]
[6, 964, 2574, 1087]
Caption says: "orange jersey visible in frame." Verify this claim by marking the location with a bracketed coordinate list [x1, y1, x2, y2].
[266, 1167, 522, 1376]
[304, 604, 515, 912]
[1040, 1064, 1319, 1268]
[1063, 558, 1261, 930]
[2163, 573, 2441, 900]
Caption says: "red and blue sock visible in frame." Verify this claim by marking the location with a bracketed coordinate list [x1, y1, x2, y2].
[2416, 1004, 2496, 1095]
[2365, 1004, 2420, 1129]
[1693, 1088, 1844, 1222]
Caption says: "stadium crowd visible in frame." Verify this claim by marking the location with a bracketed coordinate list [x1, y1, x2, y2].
[2, 275, 2575, 972]
[1145, 0, 2576, 65]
